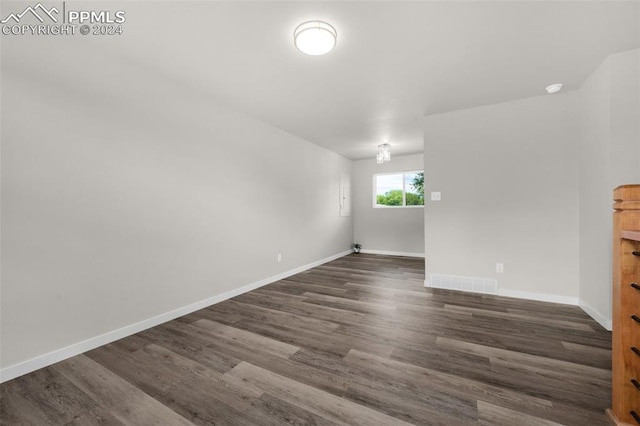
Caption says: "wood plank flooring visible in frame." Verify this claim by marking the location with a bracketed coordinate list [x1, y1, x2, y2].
[0, 254, 612, 425]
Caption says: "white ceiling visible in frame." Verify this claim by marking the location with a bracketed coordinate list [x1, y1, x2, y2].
[5, 1, 640, 160]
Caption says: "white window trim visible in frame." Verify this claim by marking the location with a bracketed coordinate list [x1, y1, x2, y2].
[372, 170, 424, 209]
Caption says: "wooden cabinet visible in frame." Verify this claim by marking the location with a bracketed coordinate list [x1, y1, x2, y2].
[609, 184, 640, 425]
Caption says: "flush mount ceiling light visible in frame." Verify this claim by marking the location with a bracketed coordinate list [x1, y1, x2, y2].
[376, 143, 391, 164]
[545, 83, 563, 94]
[294, 21, 337, 55]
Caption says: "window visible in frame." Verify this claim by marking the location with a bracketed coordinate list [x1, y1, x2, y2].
[374, 171, 424, 207]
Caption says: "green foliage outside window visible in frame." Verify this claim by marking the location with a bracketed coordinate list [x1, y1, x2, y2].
[412, 172, 424, 198]
[376, 189, 403, 206]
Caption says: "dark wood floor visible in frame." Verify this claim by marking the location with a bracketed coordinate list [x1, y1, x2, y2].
[1, 254, 612, 425]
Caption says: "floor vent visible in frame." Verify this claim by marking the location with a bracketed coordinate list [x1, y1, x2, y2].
[427, 274, 498, 295]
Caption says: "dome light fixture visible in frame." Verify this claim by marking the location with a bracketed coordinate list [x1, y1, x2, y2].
[545, 83, 563, 94]
[294, 21, 337, 56]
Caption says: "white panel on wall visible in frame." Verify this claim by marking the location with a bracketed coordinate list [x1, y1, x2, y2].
[340, 173, 351, 217]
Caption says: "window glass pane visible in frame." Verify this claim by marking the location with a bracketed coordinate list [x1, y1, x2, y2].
[375, 174, 403, 206]
[405, 172, 424, 206]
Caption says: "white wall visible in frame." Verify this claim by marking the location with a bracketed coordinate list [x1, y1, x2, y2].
[1, 37, 352, 373]
[423, 93, 580, 303]
[578, 49, 640, 329]
[423, 49, 639, 329]
[353, 154, 424, 256]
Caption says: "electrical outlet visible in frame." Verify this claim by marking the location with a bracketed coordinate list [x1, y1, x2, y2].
[496, 263, 504, 273]
[277, 253, 282, 263]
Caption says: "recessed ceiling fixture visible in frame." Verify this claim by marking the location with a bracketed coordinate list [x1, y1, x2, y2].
[294, 21, 337, 56]
[545, 83, 563, 94]
[376, 144, 391, 164]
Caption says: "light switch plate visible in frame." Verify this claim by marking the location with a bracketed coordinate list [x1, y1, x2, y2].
[430, 192, 441, 201]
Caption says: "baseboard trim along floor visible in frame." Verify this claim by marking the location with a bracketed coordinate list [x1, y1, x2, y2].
[0, 250, 352, 383]
[360, 249, 425, 258]
[424, 276, 610, 330]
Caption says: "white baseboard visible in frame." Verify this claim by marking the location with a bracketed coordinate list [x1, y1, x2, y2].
[0, 250, 352, 384]
[497, 289, 579, 306]
[424, 279, 613, 331]
[578, 301, 612, 331]
[424, 279, 579, 305]
[360, 249, 425, 258]
[424, 280, 610, 330]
